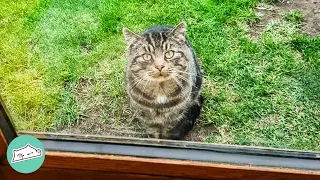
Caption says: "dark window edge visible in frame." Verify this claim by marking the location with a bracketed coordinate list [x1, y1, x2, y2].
[18, 131, 320, 160]
[0, 95, 17, 144]
[41, 138, 320, 171]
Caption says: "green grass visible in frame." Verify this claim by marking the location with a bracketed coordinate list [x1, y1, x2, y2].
[1, 0, 319, 151]
[284, 10, 303, 24]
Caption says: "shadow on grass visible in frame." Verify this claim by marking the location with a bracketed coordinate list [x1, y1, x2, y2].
[290, 35, 320, 150]
[299, 68, 320, 104]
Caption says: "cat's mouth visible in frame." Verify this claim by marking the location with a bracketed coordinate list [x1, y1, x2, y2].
[150, 70, 171, 78]
[152, 75, 172, 81]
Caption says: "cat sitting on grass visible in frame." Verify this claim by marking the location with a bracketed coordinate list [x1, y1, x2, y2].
[122, 22, 203, 140]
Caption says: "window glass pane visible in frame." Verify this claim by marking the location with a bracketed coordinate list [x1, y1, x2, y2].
[1, 0, 319, 152]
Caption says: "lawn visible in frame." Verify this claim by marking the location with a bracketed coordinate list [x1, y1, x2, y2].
[0, 0, 319, 151]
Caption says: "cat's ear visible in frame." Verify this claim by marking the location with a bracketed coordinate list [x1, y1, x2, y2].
[122, 27, 142, 45]
[168, 21, 187, 42]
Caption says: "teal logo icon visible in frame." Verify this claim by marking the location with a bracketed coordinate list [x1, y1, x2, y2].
[7, 135, 45, 174]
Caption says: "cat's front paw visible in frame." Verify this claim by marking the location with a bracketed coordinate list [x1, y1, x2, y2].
[149, 132, 161, 139]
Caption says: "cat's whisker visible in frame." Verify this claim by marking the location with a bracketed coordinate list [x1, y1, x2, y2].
[174, 70, 202, 78]
[175, 73, 199, 90]
[128, 78, 144, 91]
[147, 71, 154, 76]
[128, 75, 146, 87]
[171, 76, 190, 97]
[128, 74, 149, 91]
[172, 76, 184, 91]
[128, 80, 145, 91]
[141, 78, 150, 92]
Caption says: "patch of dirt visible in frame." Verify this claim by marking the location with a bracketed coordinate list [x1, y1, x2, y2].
[249, 0, 320, 39]
[184, 121, 217, 141]
[58, 78, 149, 138]
[80, 42, 93, 53]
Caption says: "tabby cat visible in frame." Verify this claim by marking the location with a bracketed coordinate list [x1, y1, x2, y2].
[122, 22, 203, 140]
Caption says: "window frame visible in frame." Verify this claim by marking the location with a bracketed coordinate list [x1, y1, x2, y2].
[1, 95, 320, 179]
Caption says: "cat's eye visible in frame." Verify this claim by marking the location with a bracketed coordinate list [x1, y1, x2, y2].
[142, 54, 152, 61]
[165, 50, 174, 59]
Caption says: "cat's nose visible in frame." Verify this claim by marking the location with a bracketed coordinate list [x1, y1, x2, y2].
[156, 65, 165, 71]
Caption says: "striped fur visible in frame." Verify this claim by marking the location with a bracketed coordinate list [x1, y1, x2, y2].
[122, 22, 203, 140]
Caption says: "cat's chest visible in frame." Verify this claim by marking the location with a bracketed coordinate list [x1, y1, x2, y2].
[129, 78, 188, 110]
[146, 80, 180, 97]
[156, 95, 167, 104]
[143, 108, 184, 125]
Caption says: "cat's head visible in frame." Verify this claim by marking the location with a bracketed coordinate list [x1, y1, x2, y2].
[122, 22, 193, 82]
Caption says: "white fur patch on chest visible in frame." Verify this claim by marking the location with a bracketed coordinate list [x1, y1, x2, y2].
[157, 95, 167, 104]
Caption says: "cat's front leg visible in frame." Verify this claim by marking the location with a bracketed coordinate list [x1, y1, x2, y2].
[147, 123, 162, 139]
[166, 102, 202, 140]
